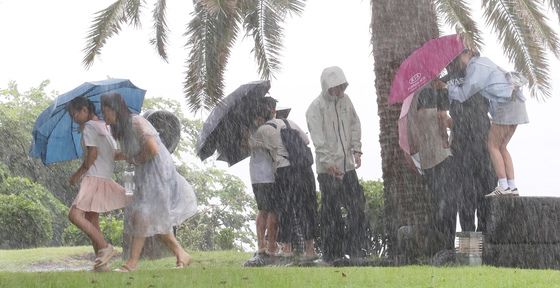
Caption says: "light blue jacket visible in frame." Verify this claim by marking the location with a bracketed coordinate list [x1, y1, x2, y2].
[447, 56, 524, 104]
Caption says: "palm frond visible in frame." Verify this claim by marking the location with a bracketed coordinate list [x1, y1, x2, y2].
[199, 0, 239, 15]
[268, 0, 306, 17]
[482, 0, 551, 99]
[82, 0, 129, 68]
[150, 0, 169, 62]
[184, 1, 241, 111]
[434, 0, 483, 50]
[243, 0, 286, 80]
[513, 0, 560, 58]
[546, 0, 560, 23]
[125, 0, 144, 27]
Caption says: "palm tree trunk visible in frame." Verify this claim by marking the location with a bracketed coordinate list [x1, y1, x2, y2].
[371, 0, 440, 261]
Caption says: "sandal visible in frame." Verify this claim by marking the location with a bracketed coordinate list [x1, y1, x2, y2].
[94, 244, 116, 268]
[93, 263, 111, 272]
[114, 264, 135, 272]
[176, 254, 192, 268]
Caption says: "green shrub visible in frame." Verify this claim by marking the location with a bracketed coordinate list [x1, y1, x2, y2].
[0, 162, 9, 182]
[0, 194, 53, 248]
[0, 176, 69, 246]
[62, 216, 124, 247]
[361, 179, 387, 257]
[215, 228, 235, 250]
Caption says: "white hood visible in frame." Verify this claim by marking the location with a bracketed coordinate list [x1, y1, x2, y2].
[306, 66, 361, 174]
[320, 66, 348, 101]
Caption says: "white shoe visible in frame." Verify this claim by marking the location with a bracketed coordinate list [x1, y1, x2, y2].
[510, 188, 519, 196]
[485, 186, 511, 197]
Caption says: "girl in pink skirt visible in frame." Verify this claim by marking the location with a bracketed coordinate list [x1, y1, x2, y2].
[67, 96, 130, 271]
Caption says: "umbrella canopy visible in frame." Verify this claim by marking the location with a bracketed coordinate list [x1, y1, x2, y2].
[398, 94, 416, 155]
[196, 80, 271, 166]
[30, 79, 146, 165]
[142, 109, 181, 154]
[388, 34, 465, 104]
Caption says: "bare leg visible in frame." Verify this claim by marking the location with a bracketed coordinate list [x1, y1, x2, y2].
[124, 236, 146, 269]
[255, 211, 268, 252]
[266, 212, 278, 254]
[159, 233, 191, 267]
[487, 124, 507, 179]
[68, 207, 108, 252]
[85, 212, 101, 254]
[500, 125, 517, 180]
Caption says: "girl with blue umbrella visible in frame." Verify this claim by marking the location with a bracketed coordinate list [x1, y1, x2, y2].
[67, 96, 130, 272]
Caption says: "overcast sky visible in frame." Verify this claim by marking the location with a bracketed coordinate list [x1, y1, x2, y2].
[1, 0, 558, 197]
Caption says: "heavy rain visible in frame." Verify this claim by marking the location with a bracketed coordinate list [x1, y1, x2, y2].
[1, 0, 560, 287]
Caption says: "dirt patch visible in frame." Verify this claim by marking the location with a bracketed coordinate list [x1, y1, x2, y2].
[23, 252, 122, 272]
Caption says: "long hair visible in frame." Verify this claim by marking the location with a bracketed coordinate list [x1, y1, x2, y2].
[100, 93, 139, 158]
[67, 96, 97, 117]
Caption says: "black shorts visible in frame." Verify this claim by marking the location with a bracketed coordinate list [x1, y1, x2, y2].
[252, 183, 279, 212]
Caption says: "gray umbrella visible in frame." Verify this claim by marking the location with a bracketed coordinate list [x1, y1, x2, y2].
[196, 80, 271, 166]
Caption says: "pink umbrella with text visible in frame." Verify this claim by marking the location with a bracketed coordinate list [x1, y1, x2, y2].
[388, 34, 465, 105]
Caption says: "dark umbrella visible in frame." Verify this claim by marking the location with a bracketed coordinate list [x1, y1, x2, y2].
[142, 109, 181, 154]
[30, 79, 146, 165]
[196, 80, 271, 166]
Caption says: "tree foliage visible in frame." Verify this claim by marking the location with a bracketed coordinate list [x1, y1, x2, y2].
[83, 0, 306, 111]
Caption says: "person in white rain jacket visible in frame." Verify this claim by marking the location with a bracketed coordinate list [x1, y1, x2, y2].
[306, 66, 368, 262]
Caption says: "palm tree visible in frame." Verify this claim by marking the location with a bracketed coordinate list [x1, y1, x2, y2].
[82, 0, 305, 111]
[371, 0, 560, 260]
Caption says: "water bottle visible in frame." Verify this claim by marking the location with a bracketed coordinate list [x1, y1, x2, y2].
[123, 163, 135, 196]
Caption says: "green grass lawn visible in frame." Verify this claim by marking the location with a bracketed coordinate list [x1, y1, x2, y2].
[1, 247, 560, 287]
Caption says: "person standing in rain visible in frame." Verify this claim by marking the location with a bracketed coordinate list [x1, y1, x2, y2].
[306, 66, 368, 263]
[245, 97, 281, 265]
[441, 57, 495, 232]
[407, 86, 457, 253]
[434, 49, 529, 197]
[253, 97, 318, 260]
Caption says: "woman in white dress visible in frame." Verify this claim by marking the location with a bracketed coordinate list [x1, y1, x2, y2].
[101, 92, 198, 272]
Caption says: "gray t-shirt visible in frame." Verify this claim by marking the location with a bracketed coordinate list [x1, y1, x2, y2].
[408, 88, 451, 169]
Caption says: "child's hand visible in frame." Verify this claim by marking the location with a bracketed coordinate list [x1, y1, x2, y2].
[431, 79, 447, 90]
[69, 173, 81, 185]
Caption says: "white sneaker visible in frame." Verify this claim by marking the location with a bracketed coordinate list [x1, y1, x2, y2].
[485, 186, 511, 197]
[510, 188, 519, 196]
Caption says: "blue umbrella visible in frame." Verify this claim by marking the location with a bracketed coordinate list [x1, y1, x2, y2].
[30, 79, 146, 165]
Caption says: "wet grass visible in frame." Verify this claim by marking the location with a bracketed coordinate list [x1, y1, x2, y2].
[1, 248, 560, 287]
[0, 246, 95, 271]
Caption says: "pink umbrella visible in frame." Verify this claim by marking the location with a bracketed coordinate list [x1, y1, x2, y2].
[398, 94, 422, 173]
[391, 34, 464, 166]
[388, 34, 465, 105]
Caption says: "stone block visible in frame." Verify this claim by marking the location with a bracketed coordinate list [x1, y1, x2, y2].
[485, 197, 560, 244]
[483, 243, 560, 269]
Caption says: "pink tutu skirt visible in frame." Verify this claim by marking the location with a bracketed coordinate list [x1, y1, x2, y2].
[72, 176, 131, 213]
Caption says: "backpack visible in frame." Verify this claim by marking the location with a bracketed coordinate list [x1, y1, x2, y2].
[266, 118, 314, 168]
